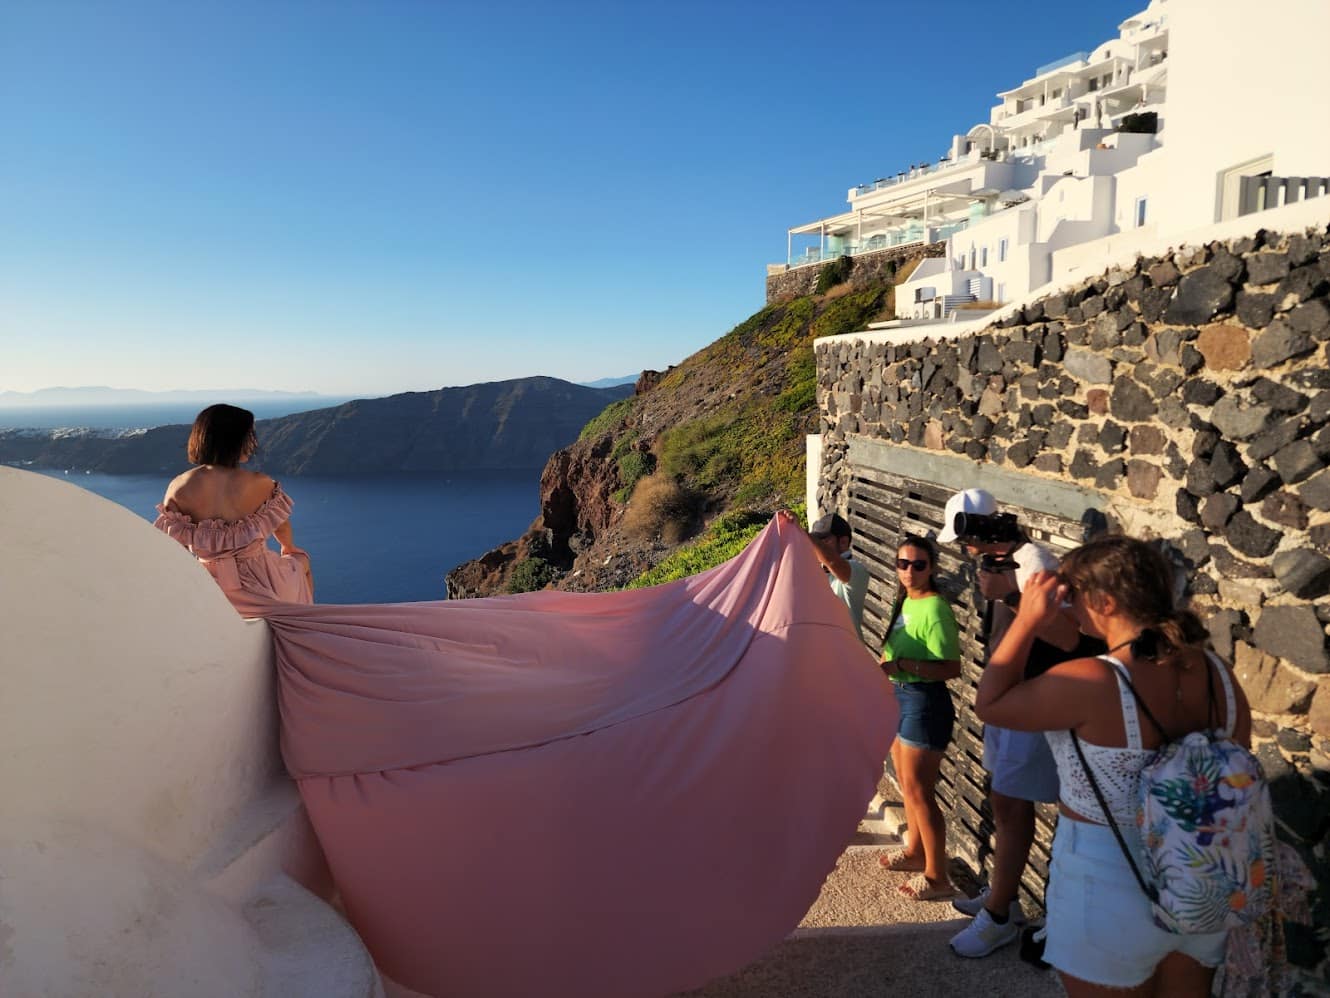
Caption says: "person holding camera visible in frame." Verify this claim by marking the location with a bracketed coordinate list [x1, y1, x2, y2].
[938, 489, 1086, 959]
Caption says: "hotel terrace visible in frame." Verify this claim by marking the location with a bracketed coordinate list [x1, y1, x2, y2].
[773, 0, 1327, 323]
[771, 0, 1186, 320]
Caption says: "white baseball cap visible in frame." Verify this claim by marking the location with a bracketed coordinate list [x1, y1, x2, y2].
[937, 488, 998, 543]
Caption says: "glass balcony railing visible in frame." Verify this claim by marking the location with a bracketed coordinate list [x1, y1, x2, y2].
[1035, 50, 1089, 76]
[787, 219, 971, 267]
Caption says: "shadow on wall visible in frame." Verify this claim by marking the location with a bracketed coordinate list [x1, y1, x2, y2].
[0, 468, 381, 998]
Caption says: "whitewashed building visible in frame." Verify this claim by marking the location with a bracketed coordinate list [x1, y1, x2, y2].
[777, 0, 1329, 323]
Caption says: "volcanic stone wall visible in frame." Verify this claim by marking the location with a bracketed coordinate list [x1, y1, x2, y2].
[816, 224, 1330, 975]
[765, 242, 945, 303]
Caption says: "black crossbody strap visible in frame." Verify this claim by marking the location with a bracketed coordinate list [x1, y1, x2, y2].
[1069, 730, 1160, 904]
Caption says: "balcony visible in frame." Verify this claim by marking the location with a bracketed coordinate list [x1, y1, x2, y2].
[1035, 51, 1090, 77]
[787, 219, 970, 268]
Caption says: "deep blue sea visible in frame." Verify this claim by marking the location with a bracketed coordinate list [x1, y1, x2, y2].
[37, 469, 542, 604]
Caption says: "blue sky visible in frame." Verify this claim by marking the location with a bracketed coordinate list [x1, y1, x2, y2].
[1, 1, 1131, 396]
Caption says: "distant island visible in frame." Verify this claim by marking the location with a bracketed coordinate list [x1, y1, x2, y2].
[0, 386, 332, 407]
[0, 377, 635, 475]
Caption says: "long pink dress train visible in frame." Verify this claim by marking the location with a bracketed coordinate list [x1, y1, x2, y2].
[159, 510, 895, 998]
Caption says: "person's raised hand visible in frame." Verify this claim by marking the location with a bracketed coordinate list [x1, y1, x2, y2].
[1016, 571, 1067, 630]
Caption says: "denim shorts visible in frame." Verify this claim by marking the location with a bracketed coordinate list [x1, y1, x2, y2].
[892, 680, 954, 752]
[983, 724, 1059, 802]
[1043, 819, 1228, 988]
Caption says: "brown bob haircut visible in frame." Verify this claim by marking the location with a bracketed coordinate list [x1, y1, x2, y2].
[187, 404, 258, 467]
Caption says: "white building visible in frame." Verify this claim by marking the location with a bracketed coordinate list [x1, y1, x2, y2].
[776, 0, 1328, 322]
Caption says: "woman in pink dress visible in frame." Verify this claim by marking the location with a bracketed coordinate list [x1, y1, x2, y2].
[152, 407, 894, 997]
[154, 404, 313, 606]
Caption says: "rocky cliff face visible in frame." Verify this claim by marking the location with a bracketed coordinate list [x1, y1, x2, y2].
[0, 378, 633, 475]
[446, 274, 908, 596]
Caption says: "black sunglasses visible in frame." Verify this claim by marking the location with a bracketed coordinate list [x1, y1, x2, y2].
[895, 558, 930, 572]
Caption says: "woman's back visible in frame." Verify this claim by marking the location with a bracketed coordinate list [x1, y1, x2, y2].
[1071, 645, 1249, 752]
[162, 466, 275, 523]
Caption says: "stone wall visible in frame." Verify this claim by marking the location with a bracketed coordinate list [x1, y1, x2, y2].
[766, 242, 946, 303]
[816, 224, 1330, 981]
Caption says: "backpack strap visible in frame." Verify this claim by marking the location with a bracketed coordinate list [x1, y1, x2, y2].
[1101, 657, 1174, 742]
[1098, 654, 1144, 750]
[1206, 650, 1238, 737]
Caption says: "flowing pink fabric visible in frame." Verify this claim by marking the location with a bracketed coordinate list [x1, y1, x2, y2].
[163, 511, 895, 997]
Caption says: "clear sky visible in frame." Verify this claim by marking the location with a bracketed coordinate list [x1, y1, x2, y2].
[1, 0, 1133, 396]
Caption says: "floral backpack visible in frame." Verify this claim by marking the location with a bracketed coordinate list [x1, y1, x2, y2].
[1072, 653, 1277, 935]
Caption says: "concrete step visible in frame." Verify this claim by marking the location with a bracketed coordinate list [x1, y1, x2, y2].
[244, 876, 384, 998]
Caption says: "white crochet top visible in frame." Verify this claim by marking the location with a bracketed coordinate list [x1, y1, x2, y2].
[1044, 652, 1237, 825]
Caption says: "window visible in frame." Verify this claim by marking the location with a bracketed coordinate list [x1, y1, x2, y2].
[968, 246, 976, 270]
[999, 238, 1008, 262]
[1134, 196, 1148, 228]
[1088, 78, 1099, 91]
[981, 246, 988, 267]
[997, 283, 1006, 302]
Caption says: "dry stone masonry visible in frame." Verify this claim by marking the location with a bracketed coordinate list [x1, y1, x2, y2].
[817, 225, 1330, 976]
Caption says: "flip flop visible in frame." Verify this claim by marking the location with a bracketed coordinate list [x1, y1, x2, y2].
[897, 873, 958, 901]
[877, 848, 925, 871]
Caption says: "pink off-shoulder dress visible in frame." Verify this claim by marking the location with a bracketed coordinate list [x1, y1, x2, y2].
[154, 483, 312, 607]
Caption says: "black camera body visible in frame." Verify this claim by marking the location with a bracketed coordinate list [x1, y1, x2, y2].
[952, 510, 1023, 546]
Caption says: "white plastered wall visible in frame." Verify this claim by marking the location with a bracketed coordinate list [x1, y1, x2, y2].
[0, 467, 380, 997]
[1156, 0, 1330, 233]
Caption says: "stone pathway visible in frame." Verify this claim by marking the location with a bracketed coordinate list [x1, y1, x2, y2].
[674, 782, 1065, 998]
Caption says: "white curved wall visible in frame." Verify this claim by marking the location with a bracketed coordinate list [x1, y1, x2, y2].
[0, 468, 378, 997]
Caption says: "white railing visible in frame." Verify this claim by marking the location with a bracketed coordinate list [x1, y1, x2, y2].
[1240, 175, 1330, 216]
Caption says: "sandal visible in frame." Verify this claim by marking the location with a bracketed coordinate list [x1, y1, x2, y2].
[877, 848, 925, 871]
[897, 873, 958, 901]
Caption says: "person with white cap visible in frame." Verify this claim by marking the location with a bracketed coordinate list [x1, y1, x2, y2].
[937, 488, 1087, 960]
[807, 511, 870, 642]
[778, 510, 870, 642]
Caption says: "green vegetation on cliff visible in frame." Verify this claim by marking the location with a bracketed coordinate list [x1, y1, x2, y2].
[567, 276, 896, 589]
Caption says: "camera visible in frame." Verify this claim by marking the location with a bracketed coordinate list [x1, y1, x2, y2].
[951, 510, 1023, 545]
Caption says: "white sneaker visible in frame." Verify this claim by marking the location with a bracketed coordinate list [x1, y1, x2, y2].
[951, 887, 1026, 924]
[951, 886, 990, 917]
[949, 907, 1023, 959]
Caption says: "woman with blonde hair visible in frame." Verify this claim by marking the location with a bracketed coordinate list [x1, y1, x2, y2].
[976, 536, 1252, 997]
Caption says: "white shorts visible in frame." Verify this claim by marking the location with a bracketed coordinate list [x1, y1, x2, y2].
[1044, 819, 1227, 987]
[982, 725, 1058, 803]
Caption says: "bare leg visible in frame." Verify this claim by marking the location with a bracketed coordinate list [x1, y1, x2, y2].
[889, 739, 924, 863]
[988, 790, 1034, 913]
[1058, 973, 1151, 998]
[1150, 952, 1215, 997]
[895, 743, 948, 883]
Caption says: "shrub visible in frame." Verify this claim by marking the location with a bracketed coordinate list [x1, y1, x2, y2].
[622, 474, 698, 544]
[507, 557, 559, 593]
[616, 449, 653, 495]
[656, 416, 741, 488]
[626, 505, 804, 589]
[578, 397, 636, 441]
[1117, 111, 1157, 134]
[815, 255, 853, 294]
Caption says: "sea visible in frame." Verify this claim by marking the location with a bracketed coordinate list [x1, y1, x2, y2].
[13, 402, 543, 603]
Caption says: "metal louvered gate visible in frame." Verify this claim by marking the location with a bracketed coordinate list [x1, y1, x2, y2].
[840, 438, 1105, 912]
